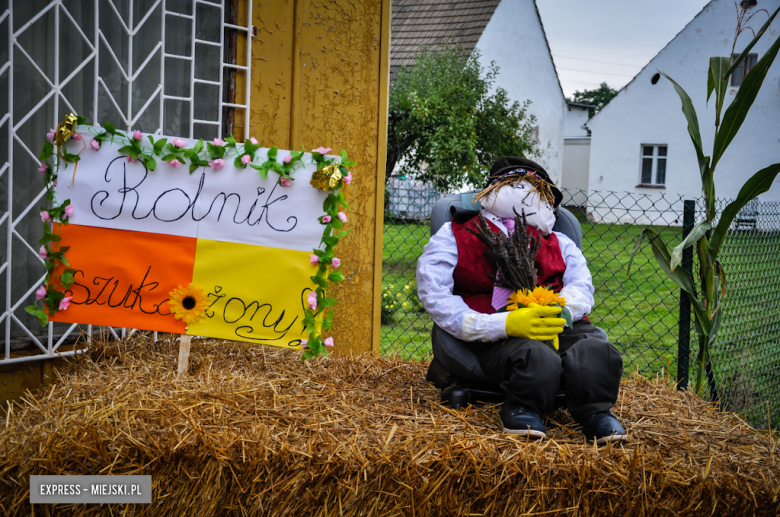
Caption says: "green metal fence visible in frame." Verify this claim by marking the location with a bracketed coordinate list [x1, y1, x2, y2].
[381, 186, 780, 429]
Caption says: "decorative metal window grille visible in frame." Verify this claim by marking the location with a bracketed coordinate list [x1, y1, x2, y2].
[0, 0, 253, 364]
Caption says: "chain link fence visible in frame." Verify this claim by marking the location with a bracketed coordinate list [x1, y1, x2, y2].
[381, 183, 780, 429]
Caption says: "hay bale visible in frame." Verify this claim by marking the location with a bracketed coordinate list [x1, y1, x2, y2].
[1, 335, 778, 516]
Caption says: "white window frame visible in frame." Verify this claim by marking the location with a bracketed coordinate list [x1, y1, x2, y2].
[637, 144, 667, 188]
[1, 0, 253, 365]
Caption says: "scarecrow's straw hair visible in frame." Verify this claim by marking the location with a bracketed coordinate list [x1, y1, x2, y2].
[1, 335, 778, 516]
[474, 172, 557, 207]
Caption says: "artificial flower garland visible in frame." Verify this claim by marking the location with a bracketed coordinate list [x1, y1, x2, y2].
[26, 114, 354, 359]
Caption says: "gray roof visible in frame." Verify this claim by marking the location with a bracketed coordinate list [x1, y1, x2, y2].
[390, 0, 502, 76]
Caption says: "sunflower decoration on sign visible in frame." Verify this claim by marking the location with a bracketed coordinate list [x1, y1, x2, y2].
[168, 284, 209, 325]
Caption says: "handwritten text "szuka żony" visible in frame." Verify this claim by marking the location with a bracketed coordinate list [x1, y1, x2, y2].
[66, 266, 310, 347]
[90, 157, 299, 232]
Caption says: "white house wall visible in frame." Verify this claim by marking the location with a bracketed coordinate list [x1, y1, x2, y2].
[475, 0, 566, 184]
[588, 0, 780, 225]
[564, 105, 590, 137]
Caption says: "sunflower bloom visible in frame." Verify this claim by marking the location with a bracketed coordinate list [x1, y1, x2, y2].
[168, 284, 209, 325]
[506, 286, 566, 311]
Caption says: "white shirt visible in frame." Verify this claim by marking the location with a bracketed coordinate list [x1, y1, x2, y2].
[416, 210, 595, 342]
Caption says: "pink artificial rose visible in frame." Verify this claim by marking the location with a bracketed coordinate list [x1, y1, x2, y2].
[300, 339, 309, 349]
[168, 159, 182, 168]
[47, 129, 55, 142]
[90, 139, 100, 151]
[241, 154, 251, 165]
[310, 254, 319, 265]
[172, 137, 186, 148]
[338, 212, 347, 223]
[133, 130, 142, 140]
[127, 156, 137, 162]
[64, 205, 74, 218]
[322, 215, 332, 223]
[40, 211, 51, 222]
[249, 137, 259, 145]
[280, 177, 292, 187]
[209, 158, 226, 171]
[343, 172, 353, 185]
[331, 258, 341, 268]
[53, 177, 58, 187]
[312, 147, 332, 155]
[59, 296, 72, 311]
[283, 154, 292, 164]
[323, 337, 334, 347]
[39, 246, 47, 260]
[38, 163, 47, 174]
[35, 285, 47, 300]
[307, 291, 317, 310]
[213, 138, 224, 146]
[71, 132, 82, 141]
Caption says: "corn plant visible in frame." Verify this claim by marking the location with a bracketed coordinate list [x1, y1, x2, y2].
[629, 5, 780, 396]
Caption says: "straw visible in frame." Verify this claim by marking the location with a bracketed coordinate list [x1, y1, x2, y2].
[1, 334, 777, 516]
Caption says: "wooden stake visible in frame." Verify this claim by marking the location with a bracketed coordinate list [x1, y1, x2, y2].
[177, 335, 192, 377]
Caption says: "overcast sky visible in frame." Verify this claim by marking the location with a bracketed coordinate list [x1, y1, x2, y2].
[536, 0, 713, 98]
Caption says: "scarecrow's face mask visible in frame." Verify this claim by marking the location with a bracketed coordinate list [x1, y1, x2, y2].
[479, 179, 556, 235]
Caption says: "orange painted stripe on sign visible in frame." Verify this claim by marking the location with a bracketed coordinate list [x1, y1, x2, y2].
[50, 225, 196, 334]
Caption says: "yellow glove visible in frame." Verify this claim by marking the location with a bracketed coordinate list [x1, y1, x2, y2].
[505, 303, 566, 343]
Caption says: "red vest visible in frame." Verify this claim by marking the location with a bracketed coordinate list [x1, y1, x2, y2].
[451, 216, 566, 315]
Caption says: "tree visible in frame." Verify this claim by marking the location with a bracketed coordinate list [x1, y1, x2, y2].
[566, 82, 618, 117]
[628, 4, 780, 397]
[387, 46, 537, 193]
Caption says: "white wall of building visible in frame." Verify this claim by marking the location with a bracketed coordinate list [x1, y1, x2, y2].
[565, 104, 590, 137]
[562, 137, 591, 206]
[588, 0, 780, 224]
[475, 0, 566, 184]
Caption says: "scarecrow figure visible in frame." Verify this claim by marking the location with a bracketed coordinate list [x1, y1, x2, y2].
[417, 157, 626, 443]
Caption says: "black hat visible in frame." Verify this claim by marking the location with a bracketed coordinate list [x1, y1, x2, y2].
[484, 157, 563, 208]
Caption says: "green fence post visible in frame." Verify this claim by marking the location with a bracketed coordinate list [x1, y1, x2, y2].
[677, 200, 695, 390]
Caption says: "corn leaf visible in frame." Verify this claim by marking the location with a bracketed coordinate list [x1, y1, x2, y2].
[707, 57, 730, 126]
[707, 163, 780, 264]
[712, 31, 780, 168]
[724, 5, 780, 77]
[662, 73, 709, 179]
[670, 221, 711, 272]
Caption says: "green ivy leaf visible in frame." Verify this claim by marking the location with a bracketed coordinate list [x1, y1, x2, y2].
[39, 141, 54, 160]
[25, 305, 48, 326]
[323, 310, 335, 331]
[154, 138, 167, 154]
[267, 146, 278, 160]
[104, 121, 116, 134]
[328, 271, 344, 283]
[194, 139, 204, 153]
[322, 297, 338, 308]
[145, 156, 157, 171]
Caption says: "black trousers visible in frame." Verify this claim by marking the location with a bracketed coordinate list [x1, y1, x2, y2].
[470, 320, 623, 422]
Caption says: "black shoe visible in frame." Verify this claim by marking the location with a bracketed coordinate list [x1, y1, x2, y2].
[580, 411, 627, 445]
[500, 403, 546, 439]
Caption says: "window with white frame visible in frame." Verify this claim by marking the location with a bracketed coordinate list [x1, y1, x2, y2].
[638, 144, 667, 187]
